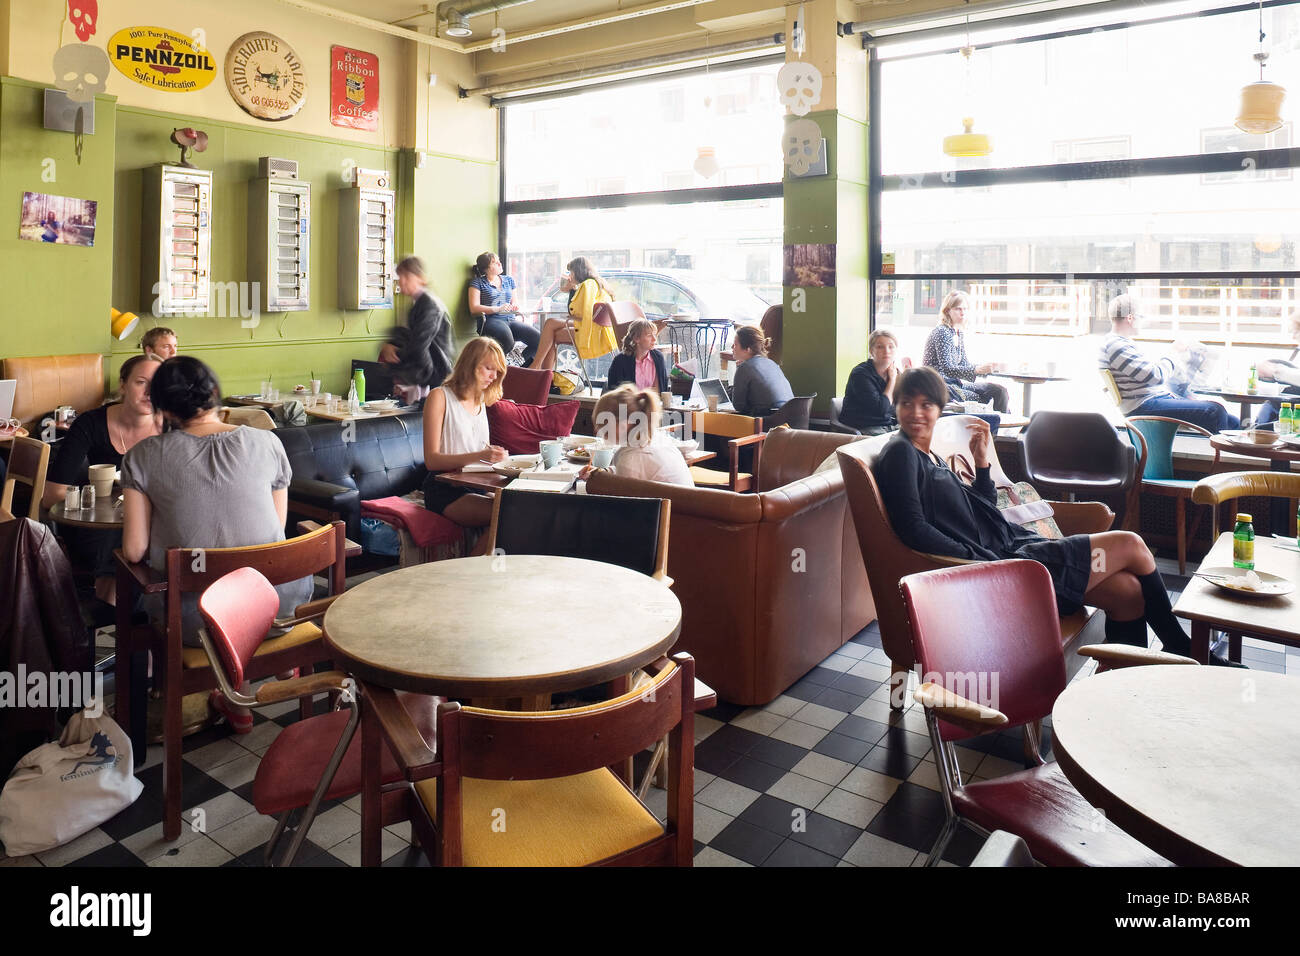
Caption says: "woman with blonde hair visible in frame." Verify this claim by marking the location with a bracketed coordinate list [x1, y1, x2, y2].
[603, 319, 669, 394]
[840, 328, 903, 435]
[921, 290, 1009, 412]
[529, 256, 618, 372]
[422, 337, 508, 546]
[729, 324, 793, 417]
[589, 385, 693, 486]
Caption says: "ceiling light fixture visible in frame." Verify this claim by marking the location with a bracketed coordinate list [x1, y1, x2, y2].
[1235, 0, 1285, 134]
[445, 11, 472, 37]
[943, 5, 991, 158]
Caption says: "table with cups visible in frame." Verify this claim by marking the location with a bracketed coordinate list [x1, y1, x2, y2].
[49, 464, 123, 529]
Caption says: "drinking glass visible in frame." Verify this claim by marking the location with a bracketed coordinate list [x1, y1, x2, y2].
[260, 380, 273, 401]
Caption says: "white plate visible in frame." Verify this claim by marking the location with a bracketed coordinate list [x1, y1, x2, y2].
[493, 454, 540, 477]
[1195, 565, 1292, 598]
[363, 399, 399, 412]
[563, 434, 597, 450]
[1278, 432, 1300, 447]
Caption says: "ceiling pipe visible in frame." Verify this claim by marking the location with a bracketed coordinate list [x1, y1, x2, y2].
[460, 0, 719, 53]
[271, 0, 466, 51]
[461, 33, 783, 98]
[436, 0, 540, 37]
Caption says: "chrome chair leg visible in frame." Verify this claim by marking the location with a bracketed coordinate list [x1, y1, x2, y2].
[275, 700, 361, 867]
[925, 817, 959, 867]
[263, 810, 292, 866]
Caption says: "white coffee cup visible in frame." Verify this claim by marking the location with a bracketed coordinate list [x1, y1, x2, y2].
[706, 395, 720, 413]
[540, 439, 564, 468]
[591, 445, 615, 469]
[661, 391, 674, 409]
[88, 462, 116, 500]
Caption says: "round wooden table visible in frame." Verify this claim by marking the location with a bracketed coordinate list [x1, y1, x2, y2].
[48, 497, 124, 529]
[1209, 433, 1300, 533]
[1195, 388, 1280, 424]
[322, 555, 681, 704]
[1052, 666, 1300, 867]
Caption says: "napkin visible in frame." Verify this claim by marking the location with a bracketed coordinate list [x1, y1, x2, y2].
[462, 463, 496, 472]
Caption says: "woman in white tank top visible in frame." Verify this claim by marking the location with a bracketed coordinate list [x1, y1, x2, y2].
[422, 338, 509, 552]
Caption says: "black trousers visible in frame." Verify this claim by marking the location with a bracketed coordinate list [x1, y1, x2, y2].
[479, 316, 541, 363]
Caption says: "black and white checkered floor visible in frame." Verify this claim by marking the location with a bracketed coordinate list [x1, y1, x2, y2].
[2, 563, 1295, 868]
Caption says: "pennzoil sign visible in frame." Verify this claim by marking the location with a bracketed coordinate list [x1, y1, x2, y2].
[107, 26, 217, 92]
[225, 31, 306, 122]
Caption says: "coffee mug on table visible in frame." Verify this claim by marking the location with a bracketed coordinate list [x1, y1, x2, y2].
[539, 440, 564, 468]
[661, 391, 674, 409]
[706, 395, 720, 413]
[591, 445, 615, 469]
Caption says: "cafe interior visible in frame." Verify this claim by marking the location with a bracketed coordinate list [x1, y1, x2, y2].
[0, 0, 1298, 874]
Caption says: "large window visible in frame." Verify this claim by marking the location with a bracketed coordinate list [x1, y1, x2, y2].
[501, 60, 785, 357]
[872, 1, 1300, 414]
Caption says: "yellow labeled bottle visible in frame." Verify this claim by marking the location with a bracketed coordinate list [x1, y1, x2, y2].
[1233, 513, 1255, 570]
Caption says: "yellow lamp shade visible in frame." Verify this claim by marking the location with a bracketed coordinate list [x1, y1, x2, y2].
[943, 117, 992, 158]
[1235, 80, 1286, 134]
[110, 308, 140, 341]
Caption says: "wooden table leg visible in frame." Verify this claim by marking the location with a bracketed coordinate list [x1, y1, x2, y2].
[1191, 620, 1211, 664]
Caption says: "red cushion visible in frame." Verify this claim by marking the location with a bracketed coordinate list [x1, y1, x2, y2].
[501, 367, 553, 406]
[951, 763, 1172, 867]
[487, 399, 579, 455]
[253, 693, 437, 815]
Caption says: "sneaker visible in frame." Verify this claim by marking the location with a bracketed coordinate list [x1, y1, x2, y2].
[506, 342, 526, 367]
[209, 689, 253, 734]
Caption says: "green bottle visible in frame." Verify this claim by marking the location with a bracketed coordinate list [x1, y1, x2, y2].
[1280, 402, 1294, 437]
[1247, 363, 1258, 393]
[1233, 513, 1255, 570]
[353, 368, 366, 404]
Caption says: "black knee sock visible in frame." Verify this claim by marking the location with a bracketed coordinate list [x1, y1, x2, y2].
[1104, 616, 1149, 647]
[1136, 570, 1191, 654]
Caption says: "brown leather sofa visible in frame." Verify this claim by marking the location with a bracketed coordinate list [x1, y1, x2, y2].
[836, 420, 1111, 712]
[587, 427, 875, 706]
[1, 353, 104, 426]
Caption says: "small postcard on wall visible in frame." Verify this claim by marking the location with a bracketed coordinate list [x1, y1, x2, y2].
[783, 243, 836, 287]
[19, 191, 97, 246]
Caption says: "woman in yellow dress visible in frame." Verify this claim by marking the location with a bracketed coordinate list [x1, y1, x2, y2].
[528, 256, 619, 372]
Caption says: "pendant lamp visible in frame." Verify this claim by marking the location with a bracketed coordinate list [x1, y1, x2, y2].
[1236, 0, 1285, 134]
[943, 6, 992, 159]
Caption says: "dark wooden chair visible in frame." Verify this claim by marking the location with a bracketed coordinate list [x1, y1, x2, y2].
[1, 436, 49, 520]
[764, 394, 816, 431]
[360, 653, 698, 867]
[114, 521, 348, 841]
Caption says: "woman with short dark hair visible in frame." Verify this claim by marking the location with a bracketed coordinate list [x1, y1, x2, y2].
[120, 356, 316, 730]
[872, 367, 1241, 666]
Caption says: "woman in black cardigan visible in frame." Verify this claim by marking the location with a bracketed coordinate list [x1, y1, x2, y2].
[604, 320, 669, 394]
[840, 328, 902, 434]
[873, 367, 1241, 666]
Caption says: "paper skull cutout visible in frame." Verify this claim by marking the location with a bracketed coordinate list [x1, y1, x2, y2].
[777, 61, 823, 116]
[53, 43, 109, 103]
[783, 119, 823, 176]
[67, 0, 98, 41]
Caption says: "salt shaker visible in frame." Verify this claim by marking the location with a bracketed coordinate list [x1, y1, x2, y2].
[65, 486, 81, 511]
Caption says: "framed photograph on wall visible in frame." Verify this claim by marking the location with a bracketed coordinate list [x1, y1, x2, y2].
[19, 191, 97, 246]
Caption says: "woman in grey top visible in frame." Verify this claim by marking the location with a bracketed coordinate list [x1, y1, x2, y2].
[729, 324, 794, 417]
[121, 356, 313, 732]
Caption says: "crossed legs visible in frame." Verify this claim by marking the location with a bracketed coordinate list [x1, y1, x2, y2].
[529, 318, 574, 371]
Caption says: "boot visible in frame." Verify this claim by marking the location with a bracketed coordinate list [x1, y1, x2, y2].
[1104, 616, 1149, 647]
[1137, 570, 1247, 667]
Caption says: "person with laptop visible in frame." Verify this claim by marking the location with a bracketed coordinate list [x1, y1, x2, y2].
[728, 324, 793, 418]
[41, 354, 163, 606]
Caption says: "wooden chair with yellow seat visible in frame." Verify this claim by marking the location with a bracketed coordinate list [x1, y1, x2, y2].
[0, 436, 50, 520]
[114, 520, 348, 841]
[359, 652, 698, 867]
[1100, 368, 1123, 409]
[688, 410, 763, 491]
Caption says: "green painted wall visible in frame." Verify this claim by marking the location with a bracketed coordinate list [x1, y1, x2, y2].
[781, 106, 871, 415]
[0, 75, 499, 398]
[0, 78, 116, 364]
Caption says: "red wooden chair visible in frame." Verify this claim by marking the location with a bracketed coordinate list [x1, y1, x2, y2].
[196, 567, 436, 864]
[900, 559, 1187, 866]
